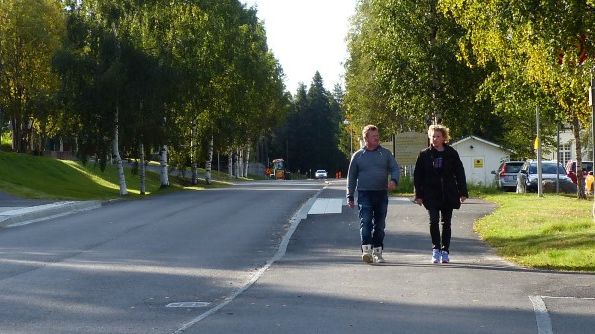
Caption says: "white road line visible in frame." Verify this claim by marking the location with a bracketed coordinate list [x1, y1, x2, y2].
[6, 205, 102, 228]
[541, 296, 595, 300]
[529, 296, 553, 334]
[172, 186, 326, 333]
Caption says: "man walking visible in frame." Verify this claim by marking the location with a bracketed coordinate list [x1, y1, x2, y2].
[347, 125, 399, 264]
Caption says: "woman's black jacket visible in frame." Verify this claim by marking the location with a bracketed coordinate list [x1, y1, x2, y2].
[413, 144, 468, 210]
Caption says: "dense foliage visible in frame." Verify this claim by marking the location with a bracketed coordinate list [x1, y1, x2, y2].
[344, 0, 501, 142]
[0, 0, 290, 175]
[344, 0, 594, 198]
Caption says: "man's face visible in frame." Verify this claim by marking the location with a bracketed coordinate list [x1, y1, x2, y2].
[365, 130, 380, 149]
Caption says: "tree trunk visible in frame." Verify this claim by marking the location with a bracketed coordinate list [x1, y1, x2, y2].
[190, 122, 198, 185]
[228, 147, 233, 177]
[572, 116, 586, 199]
[139, 142, 146, 195]
[205, 134, 214, 184]
[236, 148, 241, 179]
[113, 106, 128, 196]
[160, 144, 169, 188]
[11, 116, 21, 152]
[244, 144, 250, 177]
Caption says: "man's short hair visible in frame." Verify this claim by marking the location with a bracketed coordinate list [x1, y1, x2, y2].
[362, 124, 378, 139]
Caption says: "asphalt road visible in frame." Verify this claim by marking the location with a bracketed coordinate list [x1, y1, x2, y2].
[0, 180, 322, 333]
[0, 180, 593, 334]
[187, 181, 594, 334]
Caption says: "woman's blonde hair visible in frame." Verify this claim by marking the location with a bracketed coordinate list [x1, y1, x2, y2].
[428, 124, 450, 143]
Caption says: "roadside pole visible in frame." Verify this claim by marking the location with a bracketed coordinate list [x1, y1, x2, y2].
[589, 69, 595, 219]
[556, 122, 560, 193]
[536, 107, 543, 197]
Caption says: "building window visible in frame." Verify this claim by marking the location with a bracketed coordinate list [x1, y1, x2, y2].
[558, 142, 571, 164]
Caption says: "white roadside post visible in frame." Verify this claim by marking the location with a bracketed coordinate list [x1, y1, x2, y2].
[536, 107, 543, 197]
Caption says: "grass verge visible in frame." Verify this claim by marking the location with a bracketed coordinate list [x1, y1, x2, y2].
[476, 192, 595, 272]
[0, 152, 198, 200]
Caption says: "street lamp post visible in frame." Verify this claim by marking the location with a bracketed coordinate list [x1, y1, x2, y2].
[343, 119, 352, 157]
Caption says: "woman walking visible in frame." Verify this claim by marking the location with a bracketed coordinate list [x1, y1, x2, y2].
[413, 124, 468, 263]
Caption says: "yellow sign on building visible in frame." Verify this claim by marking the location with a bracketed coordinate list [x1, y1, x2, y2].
[473, 158, 484, 168]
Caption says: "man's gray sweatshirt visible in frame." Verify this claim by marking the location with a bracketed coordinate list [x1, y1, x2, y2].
[347, 145, 400, 198]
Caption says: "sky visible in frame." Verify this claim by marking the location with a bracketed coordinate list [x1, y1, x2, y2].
[239, 0, 357, 94]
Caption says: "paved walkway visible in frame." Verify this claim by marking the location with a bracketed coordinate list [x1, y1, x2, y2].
[0, 191, 102, 227]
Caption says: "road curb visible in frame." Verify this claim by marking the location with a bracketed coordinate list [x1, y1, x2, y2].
[0, 200, 103, 228]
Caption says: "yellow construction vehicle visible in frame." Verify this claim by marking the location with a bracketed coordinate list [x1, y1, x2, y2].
[270, 158, 290, 180]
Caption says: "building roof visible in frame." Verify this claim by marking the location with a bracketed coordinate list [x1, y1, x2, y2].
[451, 135, 504, 150]
[450, 136, 503, 149]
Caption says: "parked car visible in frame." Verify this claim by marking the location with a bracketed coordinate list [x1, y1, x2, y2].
[517, 160, 573, 192]
[314, 169, 328, 179]
[564, 160, 593, 184]
[492, 161, 524, 191]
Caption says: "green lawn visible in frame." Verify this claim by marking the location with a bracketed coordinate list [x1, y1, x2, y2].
[476, 193, 595, 272]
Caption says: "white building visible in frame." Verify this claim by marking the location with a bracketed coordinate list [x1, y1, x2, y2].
[541, 128, 592, 164]
[451, 136, 512, 186]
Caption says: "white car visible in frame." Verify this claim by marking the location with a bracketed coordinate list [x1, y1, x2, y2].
[314, 169, 328, 179]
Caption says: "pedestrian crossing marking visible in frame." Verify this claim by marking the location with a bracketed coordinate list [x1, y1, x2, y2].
[308, 198, 344, 215]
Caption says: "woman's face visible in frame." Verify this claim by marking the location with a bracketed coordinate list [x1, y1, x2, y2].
[431, 130, 445, 147]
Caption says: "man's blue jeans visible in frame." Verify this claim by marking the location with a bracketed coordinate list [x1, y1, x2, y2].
[357, 190, 388, 248]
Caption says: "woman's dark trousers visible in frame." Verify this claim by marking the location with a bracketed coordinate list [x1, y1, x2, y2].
[428, 207, 453, 252]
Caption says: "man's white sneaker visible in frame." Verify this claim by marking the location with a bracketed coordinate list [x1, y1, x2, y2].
[431, 249, 441, 263]
[373, 247, 385, 263]
[362, 244, 373, 263]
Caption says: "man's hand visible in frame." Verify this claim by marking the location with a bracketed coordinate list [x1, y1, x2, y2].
[414, 198, 423, 206]
[388, 180, 397, 191]
[347, 199, 355, 208]
[460, 196, 467, 203]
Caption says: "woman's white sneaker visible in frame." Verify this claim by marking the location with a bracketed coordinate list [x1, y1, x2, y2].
[441, 251, 450, 263]
[431, 249, 441, 263]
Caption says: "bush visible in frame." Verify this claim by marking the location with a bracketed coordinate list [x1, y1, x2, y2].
[395, 175, 499, 197]
[396, 175, 414, 194]
[468, 182, 500, 197]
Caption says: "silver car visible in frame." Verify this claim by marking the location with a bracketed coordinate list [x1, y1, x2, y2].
[517, 160, 572, 192]
[492, 161, 524, 191]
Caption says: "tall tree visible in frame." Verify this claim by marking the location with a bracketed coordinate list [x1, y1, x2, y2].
[0, 0, 64, 153]
[344, 0, 499, 141]
[272, 73, 348, 176]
